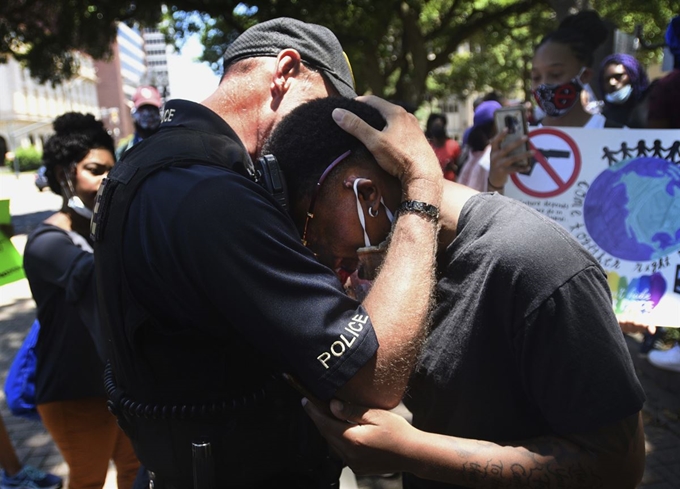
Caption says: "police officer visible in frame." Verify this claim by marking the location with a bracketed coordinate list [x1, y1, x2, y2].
[93, 18, 443, 488]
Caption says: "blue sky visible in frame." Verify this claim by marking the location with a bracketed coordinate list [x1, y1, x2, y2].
[168, 35, 220, 102]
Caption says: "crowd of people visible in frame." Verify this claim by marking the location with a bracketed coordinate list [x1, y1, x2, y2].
[431, 11, 680, 377]
[445, 11, 680, 193]
[2, 9, 678, 489]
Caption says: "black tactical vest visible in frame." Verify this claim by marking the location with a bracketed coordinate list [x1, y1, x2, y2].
[92, 124, 341, 489]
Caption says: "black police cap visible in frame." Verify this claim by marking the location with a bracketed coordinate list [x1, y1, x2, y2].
[222, 17, 357, 98]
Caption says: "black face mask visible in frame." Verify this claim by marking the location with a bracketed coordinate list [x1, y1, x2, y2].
[133, 105, 161, 137]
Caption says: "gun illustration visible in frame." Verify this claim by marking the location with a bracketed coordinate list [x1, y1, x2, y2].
[524, 148, 568, 175]
[533, 149, 570, 162]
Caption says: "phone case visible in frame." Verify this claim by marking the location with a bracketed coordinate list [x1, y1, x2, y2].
[494, 106, 534, 175]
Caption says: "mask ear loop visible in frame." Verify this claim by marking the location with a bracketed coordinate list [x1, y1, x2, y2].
[353, 178, 372, 247]
[65, 174, 77, 198]
[382, 198, 394, 223]
[60, 163, 78, 199]
[575, 67, 587, 87]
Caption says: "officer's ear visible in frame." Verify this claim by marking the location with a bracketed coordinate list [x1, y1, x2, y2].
[271, 49, 303, 100]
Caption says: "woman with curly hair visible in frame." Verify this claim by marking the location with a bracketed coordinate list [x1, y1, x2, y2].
[22, 112, 140, 489]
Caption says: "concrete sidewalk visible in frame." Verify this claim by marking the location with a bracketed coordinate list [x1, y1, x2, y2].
[625, 334, 680, 487]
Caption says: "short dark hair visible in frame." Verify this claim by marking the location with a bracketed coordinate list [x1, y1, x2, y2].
[42, 112, 114, 195]
[425, 113, 447, 140]
[263, 97, 386, 211]
[536, 10, 608, 67]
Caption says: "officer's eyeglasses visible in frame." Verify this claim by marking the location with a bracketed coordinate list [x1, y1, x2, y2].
[300, 150, 352, 247]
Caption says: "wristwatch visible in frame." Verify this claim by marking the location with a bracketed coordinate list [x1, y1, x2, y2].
[396, 200, 440, 222]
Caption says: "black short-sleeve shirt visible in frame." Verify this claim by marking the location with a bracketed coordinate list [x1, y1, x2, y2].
[404, 193, 645, 489]
[23, 224, 105, 404]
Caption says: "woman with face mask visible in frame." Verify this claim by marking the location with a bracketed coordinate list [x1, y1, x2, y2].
[530, 10, 611, 128]
[487, 10, 615, 193]
[22, 113, 140, 489]
[598, 53, 651, 128]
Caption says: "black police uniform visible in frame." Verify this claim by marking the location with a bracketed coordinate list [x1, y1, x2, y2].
[92, 100, 379, 488]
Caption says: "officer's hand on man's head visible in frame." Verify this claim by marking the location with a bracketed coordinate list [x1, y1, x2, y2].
[331, 96, 442, 186]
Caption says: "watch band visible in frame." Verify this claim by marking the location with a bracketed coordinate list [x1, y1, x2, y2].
[396, 200, 440, 222]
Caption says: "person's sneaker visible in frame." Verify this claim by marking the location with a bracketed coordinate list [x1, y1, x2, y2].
[648, 343, 680, 373]
[0, 466, 62, 489]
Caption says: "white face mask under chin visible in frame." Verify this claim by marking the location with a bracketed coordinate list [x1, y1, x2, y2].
[605, 84, 633, 104]
[62, 171, 94, 220]
[344, 179, 395, 301]
[67, 196, 93, 220]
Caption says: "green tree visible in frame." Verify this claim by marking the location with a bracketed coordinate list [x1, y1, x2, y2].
[164, 0, 546, 106]
[1, 0, 677, 104]
[0, 1, 163, 85]
[430, 0, 678, 103]
[13, 146, 42, 171]
[164, 0, 678, 105]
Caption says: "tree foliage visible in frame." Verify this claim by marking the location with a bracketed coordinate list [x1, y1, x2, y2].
[1, 0, 678, 105]
[0, 1, 163, 85]
[430, 0, 679, 103]
[163, 0, 547, 106]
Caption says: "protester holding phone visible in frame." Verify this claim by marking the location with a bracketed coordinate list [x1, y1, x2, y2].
[530, 11, 611, 128]
[489, 10, 623, 194]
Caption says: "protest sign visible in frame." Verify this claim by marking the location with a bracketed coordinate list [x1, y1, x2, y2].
[0, 199, 26, 286]
[505, 128, 680, 327]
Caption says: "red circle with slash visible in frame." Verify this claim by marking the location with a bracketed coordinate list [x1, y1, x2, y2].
[511, 128, 581, 198]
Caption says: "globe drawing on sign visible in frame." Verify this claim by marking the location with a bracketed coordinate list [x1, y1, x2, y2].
[584, 156, 680, 261]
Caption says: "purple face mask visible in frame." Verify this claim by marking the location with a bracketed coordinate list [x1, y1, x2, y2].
[533, 68, 586, 118]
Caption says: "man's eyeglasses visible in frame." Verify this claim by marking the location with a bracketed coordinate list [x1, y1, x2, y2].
[300, 150, 352, 247]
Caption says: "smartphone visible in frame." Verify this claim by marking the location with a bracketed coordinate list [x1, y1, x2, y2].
[494, 106, 534, 175]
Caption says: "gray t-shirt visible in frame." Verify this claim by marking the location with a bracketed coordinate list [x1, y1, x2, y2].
[403, 193, 645, 489]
